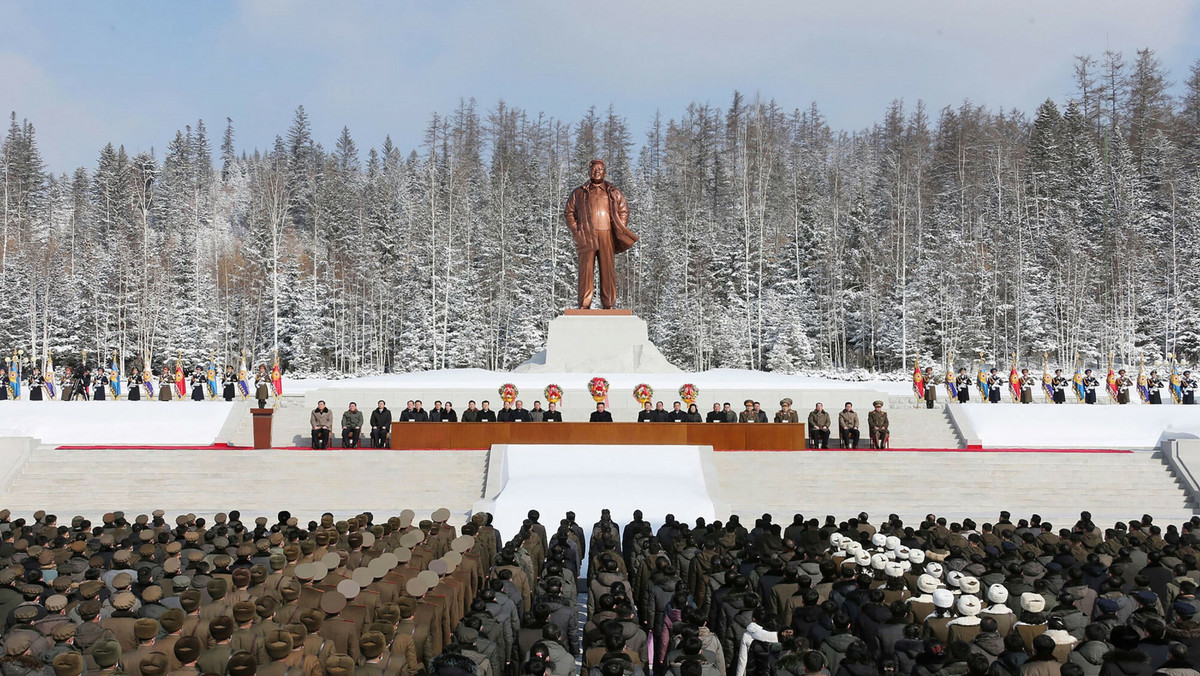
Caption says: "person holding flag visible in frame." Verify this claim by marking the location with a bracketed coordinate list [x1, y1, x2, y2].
[986, 367, 1003, 403]
[127, 366, 143, 402]
[158, 366, 174, 401]
[189, 365, 206, 401]
[8, 353, 22, 400]
[1050, 369, 1068, 404]
[1081, 368, 1099, 404]
[26, 367, 45, 401]
[1147, 371, 1164, 405]
[1184, 370, 1197, 405]
[222, 364, 237, 401]
[1169, 356, 1185, 404]
[91, 365, 109, 400]
[954, 367, 971, 403]
[1115, 368, 1133, 404]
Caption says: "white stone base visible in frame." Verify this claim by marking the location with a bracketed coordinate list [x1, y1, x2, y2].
[514, 313, 682, 374]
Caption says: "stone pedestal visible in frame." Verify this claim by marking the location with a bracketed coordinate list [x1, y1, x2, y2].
[515, 312, 681, 373]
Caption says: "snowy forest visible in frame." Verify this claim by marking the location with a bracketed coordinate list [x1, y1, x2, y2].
[2, 48, 1200, 376]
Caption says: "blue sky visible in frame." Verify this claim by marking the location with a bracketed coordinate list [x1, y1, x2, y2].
[3, 0, 1199, 171]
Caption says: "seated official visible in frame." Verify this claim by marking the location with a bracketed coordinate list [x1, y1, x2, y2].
[511, 400, 532, 422]
[411, 400, 429, 421]
[666, 401, 688, 422]
[369, 400, 392, 448]
[429, 401, 445, 421]
[310, 400, 332, 450]
[868, 400, 890, 449]
[497, 401, 515, 422]
[774, 398, 799, 423]
[478, 400, 497, 422]
[722, 402, 737, 422]
[440, 401, 457, 422]
[685, 404, 702, 422]
[807, 403, 831, 449]
[530, 401, 545, 422]
[637, 402, 656, 422]
[652, 401, 669, 422]
[705, 403, 724, 423]
[589, 402, 613, 422]
[543, 402, 563, 422]
[738, 399, 758, 423]
[398, 400, 417, 421]
[341, 402, 363, 448]
[839, 402, 860, 449]
[461, 400, 480, 422]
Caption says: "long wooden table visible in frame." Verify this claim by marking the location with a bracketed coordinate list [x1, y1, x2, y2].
[389, 422, 806, 451]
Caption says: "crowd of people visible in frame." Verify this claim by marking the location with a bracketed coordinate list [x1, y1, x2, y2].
[915, 367, 1198, 408]
[0, 365, 277, 409]
[308, 399, 890, 450]
[0, 507, 1199, 676]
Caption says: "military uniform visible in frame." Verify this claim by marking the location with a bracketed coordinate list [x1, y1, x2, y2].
[867, 406, 889, 449]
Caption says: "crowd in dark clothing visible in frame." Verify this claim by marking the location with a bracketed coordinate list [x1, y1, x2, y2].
[2, 507, 1200, 676]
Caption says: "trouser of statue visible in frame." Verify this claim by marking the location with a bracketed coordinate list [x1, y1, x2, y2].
[578, 231, 616, 309]
[371, 427, 389, 448]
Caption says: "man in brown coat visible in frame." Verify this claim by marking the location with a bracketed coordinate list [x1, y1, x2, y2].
[838, 403, 860, 449]
[807, 403, 831, 449]
[563, 159, 637, 309]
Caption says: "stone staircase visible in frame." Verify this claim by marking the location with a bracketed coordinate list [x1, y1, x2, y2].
[0, 447, 488, 522]
[712, 449, 1197, 526]
[884, 407, 965, 448]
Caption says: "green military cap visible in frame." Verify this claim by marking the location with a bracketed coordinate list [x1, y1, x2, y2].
[368, 621, 396, 643]
[178, 590, 201, 613]
[284, 623, 307, 645]
[396, 597, 417, 617]
[320, 591, 347, 615]
[376, 602, 400, 625]
[52, 652, 83, 676]
[231, 568, 251, 588]
[268, 552, 286, 570]
[134, 618, 159, 641]
[111, 591, 137, 611]
[159, 608, 185, 634]
[299, 609, 323, 633]
[207, 578, 228, 597]
[76, 600, 101, 621]
[278, 578, 301, 602]
[208, 616, 236, 642]
[162, 559, 181, 575]
[13, 606, 40, 623]
[45, 594, 68, 612]
[298, 540, 315, 555]
[91, 639, 122, 668]
[140, 651, 169, 676]
[51, 622, 76, 641]
[78, 580, 103, 598]
[255, 596, 277, 619]
[4, 633, 34, 655]
[142, 585, 163, 603]
[111, 571, 133, 588]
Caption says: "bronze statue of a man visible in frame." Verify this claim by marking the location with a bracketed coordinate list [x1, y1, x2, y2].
[564, 160, 638, 309]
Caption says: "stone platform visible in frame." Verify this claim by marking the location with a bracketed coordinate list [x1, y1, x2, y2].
[514, 312, 681, 373]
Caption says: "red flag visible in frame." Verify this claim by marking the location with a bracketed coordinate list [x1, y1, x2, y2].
[271, 354, 283, 396]
[912, 358, 925, 400]
[1009, 363, 1021, 402]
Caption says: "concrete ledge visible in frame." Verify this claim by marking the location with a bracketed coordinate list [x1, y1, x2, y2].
[0, 434, 38, 495]
[945, 403, 983, 449]
[1164, 439, 1200, 509]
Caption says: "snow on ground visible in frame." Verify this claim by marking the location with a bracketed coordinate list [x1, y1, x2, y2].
[0, 401, 235, 446]
[961, 404, 1200, 449]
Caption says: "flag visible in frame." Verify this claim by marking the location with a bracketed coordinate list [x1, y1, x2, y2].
[912, 357, 925, 401]
[8, 355, 20, 400]
[44, 354, 56, 400]
[174, 356, 186, 398]
[976, 362, 990, 400]
[1171, 358, 1184, 404]
[143, 354, 154, 398]
[271, 353, 283, 397]
[109, 352, 122, 399]
[944, 358, 958, 400]
[1107, 365, 1120, 401]
[1137, 361, 1150, 403]
[206, 356, 219, 399]
[237, 353, 250, 399]
[1073, 364, 1086, 401]
[1009, 360, 1020, 402]
[1041, 355, 1054, 400]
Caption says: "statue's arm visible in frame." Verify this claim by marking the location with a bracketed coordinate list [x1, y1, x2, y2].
[564, 190, 579, 231]
[613, 187, 630, 227]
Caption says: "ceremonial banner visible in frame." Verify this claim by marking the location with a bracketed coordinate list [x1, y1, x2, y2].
[1072, 363, 1086, 402]
[206, 356, 219, 399]
[1106, 361, 1119, 401]
[109, 352, 122, 399]
[1171, 357, 1184, 404]
[1137, 359, 1150, 404]
[8, 354, 20, 400]
[237, 353, 250, 399]
[174, 355, 186, 398]
[143, 354, 155, 398]
[271, 354, 283, 396]
[944, 355, 958, 400]
[912, 357, 925, 401]
[44, 354, 56, 400]
[1008, 359, 1020, 402]
[1041, 354, 1054, 400]
[976, 360, 990, 400]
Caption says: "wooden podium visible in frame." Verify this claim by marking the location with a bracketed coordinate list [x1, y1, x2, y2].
[388, 422, 806, 451]
[250, 408, 274, 449]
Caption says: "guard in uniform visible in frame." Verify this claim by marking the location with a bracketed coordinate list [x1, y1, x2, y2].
[222, 366, 238, 401]
[1019, 369, 1034, 404]
[955, 368, 971, 403]
[159, 367, 173, 401]
[59, 366, 74, 401]
[1117, 369, 1133, 404]
[1184, 371, 1197, 405]
[1081, 369, 1099, 404]
[1051, 369, 1067, 404]
[190, 366, 206, 401]
[1148, 371, 1164, 405]
[127, 368, 143, 401]
[27, 368, 45, 401]
[923, 367, 937, 409]
[255, 365, 272, 408]
[91, 366, 108, 400]
[987, 368, 1003, 403]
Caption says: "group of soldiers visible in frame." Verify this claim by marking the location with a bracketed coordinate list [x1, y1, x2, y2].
[2, 507, 1200, 676]
[916, 367, 1199, 408]
[0, 365, 275, 409]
